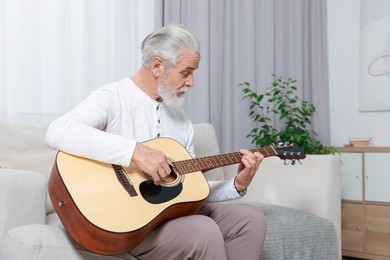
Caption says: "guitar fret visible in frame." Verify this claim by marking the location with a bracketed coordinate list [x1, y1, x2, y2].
[198, 158, 208, 171]
[226, 153, 237, 164]
[217, 156, 227, 165]
[202, 158, 214, 168]
[186, 161, 197, 172]
[175, 161, 190, 173]
[192, 161, 200, 171]
[261, 148, 269, 157]
[259, 147, 269, 156]
[210, 156, 219, 167]
[250, 146, 276, 158]
[236, 153, 242, 161]
[266, 146, 277, 157]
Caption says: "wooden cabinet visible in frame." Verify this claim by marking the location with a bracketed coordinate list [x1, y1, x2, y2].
[339, 147, 390, 259]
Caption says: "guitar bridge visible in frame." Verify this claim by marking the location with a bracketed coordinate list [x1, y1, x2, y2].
[112, 165, 138, 197]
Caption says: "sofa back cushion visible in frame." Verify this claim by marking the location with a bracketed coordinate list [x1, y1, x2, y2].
[0, 123, 57, 214]
[192, 123, 225, 181]
[0, 123, 56, 178]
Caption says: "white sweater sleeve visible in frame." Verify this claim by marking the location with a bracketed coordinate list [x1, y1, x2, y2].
[206, 178, 241, 203]
[45, 89, 136, 167]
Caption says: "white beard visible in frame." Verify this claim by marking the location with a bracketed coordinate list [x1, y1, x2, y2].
[157, 81, 188, 108]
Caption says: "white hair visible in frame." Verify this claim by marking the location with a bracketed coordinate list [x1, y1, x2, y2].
[141, 24, 200, 69]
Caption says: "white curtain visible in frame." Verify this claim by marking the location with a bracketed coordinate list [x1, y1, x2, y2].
[160, 0, 330, 153]
[0, 0, 154, 123]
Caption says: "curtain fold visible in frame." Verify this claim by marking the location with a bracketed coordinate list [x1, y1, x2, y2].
[160, 0, 330, 153]
[0, 0, 154, 123]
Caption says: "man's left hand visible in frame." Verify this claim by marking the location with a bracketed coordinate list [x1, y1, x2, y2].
[234, 149, 264, 192]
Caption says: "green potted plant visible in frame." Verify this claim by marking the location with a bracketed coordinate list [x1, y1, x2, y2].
[239, 73, 337, 155]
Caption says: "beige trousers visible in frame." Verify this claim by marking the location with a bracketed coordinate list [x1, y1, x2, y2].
[129, 203, 266, 260]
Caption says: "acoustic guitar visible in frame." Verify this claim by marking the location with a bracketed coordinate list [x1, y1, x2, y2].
[48, 137, 305, 255]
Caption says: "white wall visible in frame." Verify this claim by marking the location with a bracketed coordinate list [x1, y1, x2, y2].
[328, 0, 390, 147]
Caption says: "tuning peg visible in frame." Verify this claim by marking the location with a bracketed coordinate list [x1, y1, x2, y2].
[284, 160, 290, 166]
[291, 159, 296, 165]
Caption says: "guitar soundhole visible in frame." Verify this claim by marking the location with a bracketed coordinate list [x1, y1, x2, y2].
[140, 180, 183, 204]
[140, 159, 184, 204]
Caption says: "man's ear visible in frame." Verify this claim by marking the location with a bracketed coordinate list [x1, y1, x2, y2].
[151, 56, 165, 78]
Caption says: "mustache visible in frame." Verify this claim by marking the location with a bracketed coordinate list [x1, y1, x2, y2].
[177, 87, 189, 94]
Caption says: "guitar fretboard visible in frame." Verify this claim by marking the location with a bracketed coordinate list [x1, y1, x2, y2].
[172, 146, 276, 174]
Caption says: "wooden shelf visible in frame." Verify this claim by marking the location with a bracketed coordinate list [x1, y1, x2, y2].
[337, 146, 390, 153]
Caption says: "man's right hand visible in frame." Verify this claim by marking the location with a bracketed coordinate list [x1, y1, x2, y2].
[131, 142, 171, 185]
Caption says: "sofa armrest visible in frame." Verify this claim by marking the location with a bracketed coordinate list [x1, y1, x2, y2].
[0, 169, 47, 241]
[225, 154, 342, 257]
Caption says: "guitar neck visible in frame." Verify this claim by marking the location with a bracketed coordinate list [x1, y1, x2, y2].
[172, 146, 277, 174]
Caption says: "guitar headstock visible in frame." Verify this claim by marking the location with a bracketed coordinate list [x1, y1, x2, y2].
[273, 143, 306, 165]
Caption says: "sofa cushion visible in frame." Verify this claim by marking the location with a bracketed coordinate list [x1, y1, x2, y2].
[254, 203, 338, 260]
[1, 224, 137, 260]
[0, 124, 57, 214]
[0, 123, 56, 178]
[0, 169, 47, 241]
[192, 123, 225, 181]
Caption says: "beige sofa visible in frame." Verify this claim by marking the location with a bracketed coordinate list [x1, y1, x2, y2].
[0, 123, 341, 259]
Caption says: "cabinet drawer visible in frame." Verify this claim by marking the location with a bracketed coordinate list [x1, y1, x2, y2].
[366, 204, 390, 233]
[365, 204, 390, 255]
[342, 231, 364, 252]
[342, 203, 364, 252]
[342, 203, 364, 229]
[366, 232, 390, 256]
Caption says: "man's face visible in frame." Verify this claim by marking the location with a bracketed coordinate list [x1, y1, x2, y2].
[157, 51, 200, 107]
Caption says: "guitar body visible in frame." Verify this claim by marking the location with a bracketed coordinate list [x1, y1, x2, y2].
[48, 138, 210, 255]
